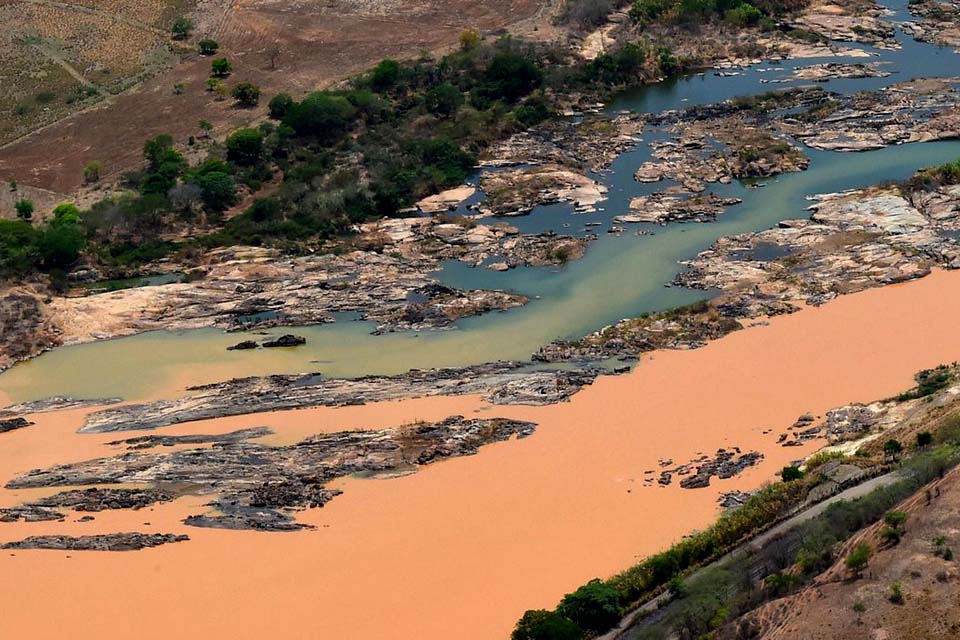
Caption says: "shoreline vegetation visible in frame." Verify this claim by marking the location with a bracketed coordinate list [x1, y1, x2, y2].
[0, 0, 834, 286]
[514, 365, 960, 639]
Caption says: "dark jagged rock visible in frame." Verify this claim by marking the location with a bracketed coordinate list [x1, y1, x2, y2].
[185, 507, 310, 532]
[9, 416, 537, 532]
[0, 505, 65, 522]
[108, 427, 272, 450]
[226, 340, 259, 351]
[261, 334, 306, 348]
[663, 449, 764, 490]
[0, 417, 32, 434]
[31, 488, 172, 512]
[2, 533, 189, 551]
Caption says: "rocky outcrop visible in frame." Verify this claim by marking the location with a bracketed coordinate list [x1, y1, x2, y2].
[0, 288, 60, 372]
[262, 334, 306, 348]
[781, 78, 960, 152]
[109, 427, 273, 450]
[30, 488, 172, 512]
[788, 62, 890, 82]
[2, 533, 189, 551]
[649, 448, 764, 489]
[793, 0, 897, 49]
[676, 184, 960, 310]
[0, 506, 65, 522]
[902, 0, 960, 47]
[76, 364, 594, 434]
[0, 417, 32, 434]
[627, 193, 743, 224]
[7, 416, 537, 532]
[0, 396, 121, 417]
[534, 301, 743, 363]
[479, 164, 606, 216]
[485, 113, 645, 173]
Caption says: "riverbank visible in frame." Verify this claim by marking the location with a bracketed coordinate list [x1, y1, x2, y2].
[5, 268, 960, 638]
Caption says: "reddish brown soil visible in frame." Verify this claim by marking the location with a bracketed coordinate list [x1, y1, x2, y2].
[0, 0, 551, 195]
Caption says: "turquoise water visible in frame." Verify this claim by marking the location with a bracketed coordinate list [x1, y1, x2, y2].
[2, 0, 959, 402]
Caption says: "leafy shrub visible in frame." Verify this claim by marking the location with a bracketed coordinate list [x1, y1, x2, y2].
[556, 579, 623, 634]
[232, 82, 261, 107]
[268, 93, 295, 119]
[226, 129, 265, 166]
[512, 610, 582, 640]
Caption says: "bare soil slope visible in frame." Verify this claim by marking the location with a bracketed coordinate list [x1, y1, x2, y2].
[728, 465, 960, 639]
[0, 0, 550, 197]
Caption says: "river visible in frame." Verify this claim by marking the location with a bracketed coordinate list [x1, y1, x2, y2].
[1, 0, 957, 404]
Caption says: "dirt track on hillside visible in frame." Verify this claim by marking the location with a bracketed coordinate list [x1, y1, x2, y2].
[0, 0, 551, 196]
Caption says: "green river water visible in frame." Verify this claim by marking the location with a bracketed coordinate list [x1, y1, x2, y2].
[3, 0, 959, 403]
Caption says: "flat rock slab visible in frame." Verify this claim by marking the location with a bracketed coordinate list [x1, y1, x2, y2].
[2, 533, 189, 551]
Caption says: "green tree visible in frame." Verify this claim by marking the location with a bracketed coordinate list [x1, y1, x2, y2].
[424, 82, 464, 117]
[556, 579, 623, 634]
[725, 2, 762, 26]
[370, 59, 402, 92]
[195, 172, 237, 211]
[171, 16, 193, 40]
[459, 29, 481, 51]
[39, 224, 84, 268]
[512, 610, 582, 640]
[477, 52, 543, 103]
[198, 38, 219, 55]
[143, 134, 177, 169]
[83, 160, 104, 184]
[226, 128, 264, 166]
[268, 93, 294, 119]
[211, 57, 232, 78]
[232, 82, 261, 107]
[884, 439, 904, 459]
[14, 199, 34, 221]
[917, 431, 933, 447]
[282, 92, 357, 143]
[845, 542, 872, 578]
[51, 202, 81, 228]
[141, 135, 185, 194]
[883, 510, 908, 531]
[781, 465, 804, 482]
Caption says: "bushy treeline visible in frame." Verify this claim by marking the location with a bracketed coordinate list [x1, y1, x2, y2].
[628, 0, 808, 30]
[512, 479, 809, 638]
[2, 32, 675, 280]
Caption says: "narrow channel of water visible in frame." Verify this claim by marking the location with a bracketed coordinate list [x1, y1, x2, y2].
[2, 0, 957, 403]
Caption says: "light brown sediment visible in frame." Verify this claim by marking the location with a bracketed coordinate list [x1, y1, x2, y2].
[4, 270, 960, 638]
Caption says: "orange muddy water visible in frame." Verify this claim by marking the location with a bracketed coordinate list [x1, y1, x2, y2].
[4, 270, 960, 639]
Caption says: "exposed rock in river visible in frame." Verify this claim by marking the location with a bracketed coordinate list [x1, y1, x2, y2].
[0, 396, 121, 417]
[77, 364, 594, 433]
[781, 78, 960, 151]
[2, 533, 189, 551]
[792, 0, 897, 49]
[901, 0, 960, 47]
[0, 417, 32, 434]
[109, 427, 274, 450]
[0, 288, 59, 372]
[7, 416, 537, 532]
[31, 488, 173, 512]
[676, 184, 960, 310]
